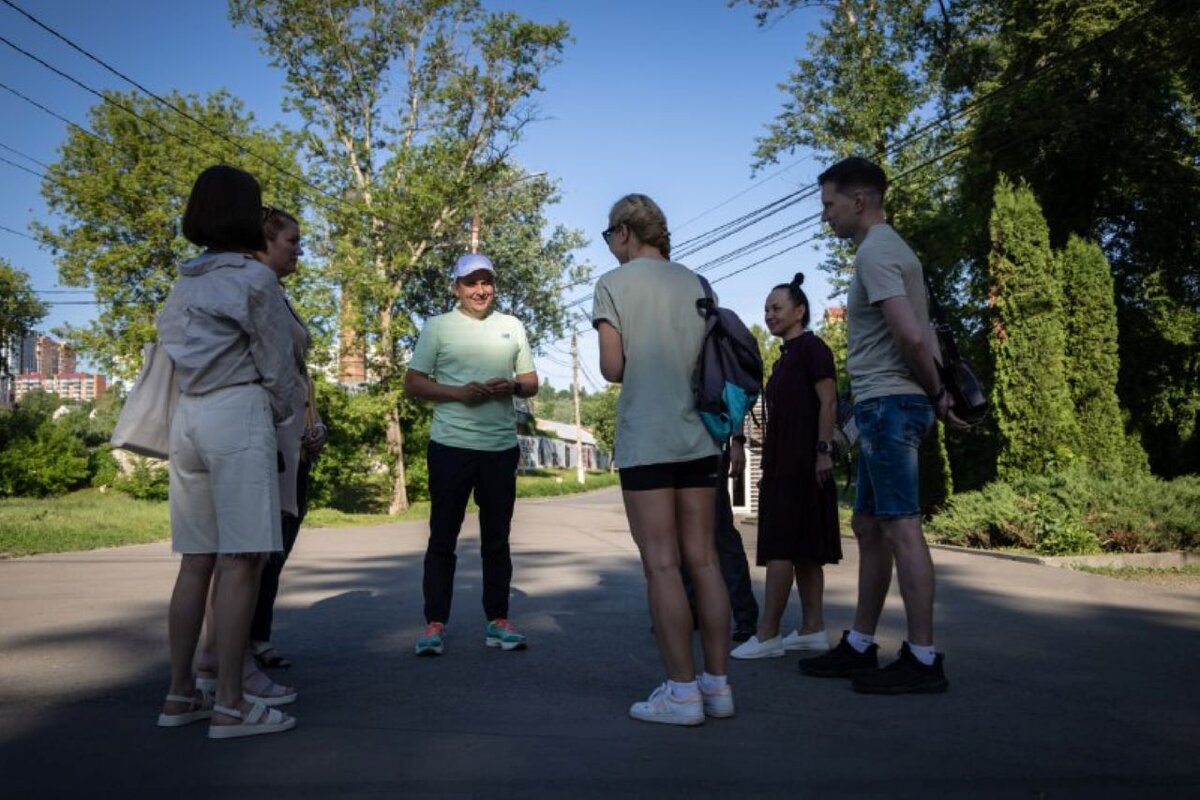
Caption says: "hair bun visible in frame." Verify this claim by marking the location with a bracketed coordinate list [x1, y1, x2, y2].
[791, 272, 805, 287]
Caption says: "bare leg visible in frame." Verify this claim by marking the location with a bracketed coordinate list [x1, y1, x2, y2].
[211, 554, 265, 714]
[676, 487, 729, 677]
[793, 559, 825, 634]
[165, 554, 216, 711]
[851, 512, 893, 636]
[623, 489, 694, 682]
[756, 560, 794, 641]
[880, 517, 935, 646]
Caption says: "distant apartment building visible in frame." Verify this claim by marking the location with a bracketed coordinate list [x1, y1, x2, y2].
[7, 333, 106, 406]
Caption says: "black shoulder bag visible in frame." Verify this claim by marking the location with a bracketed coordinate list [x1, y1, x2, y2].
[925, 277, 989, 426]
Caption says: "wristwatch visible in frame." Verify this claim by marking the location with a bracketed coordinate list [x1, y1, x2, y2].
[816, 440, 832, 455]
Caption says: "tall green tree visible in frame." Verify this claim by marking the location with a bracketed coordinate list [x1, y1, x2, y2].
[988, 176, 1080, 477]
[230, 0, 583, 512]
[1059, 234, 1140, 473]
[936, 0, 1200, 475]
[0, 260, 47, 377]
[36, 90, 312, 379]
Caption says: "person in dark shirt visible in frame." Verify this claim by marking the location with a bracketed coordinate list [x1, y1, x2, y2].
[732, 273, 841, 660]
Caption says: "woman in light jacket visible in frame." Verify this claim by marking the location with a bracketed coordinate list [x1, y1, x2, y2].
[155, 165, 299, 739]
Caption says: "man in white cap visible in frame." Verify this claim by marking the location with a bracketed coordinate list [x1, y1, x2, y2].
[404, 253, 539, 656]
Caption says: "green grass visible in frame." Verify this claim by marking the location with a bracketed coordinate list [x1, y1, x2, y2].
[0, 468, 620, 557]
[0, 489, 171, 557]
[1074, 564, 1200, 580]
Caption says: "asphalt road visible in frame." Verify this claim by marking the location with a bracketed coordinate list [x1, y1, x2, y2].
[1, 487, 1197, 799]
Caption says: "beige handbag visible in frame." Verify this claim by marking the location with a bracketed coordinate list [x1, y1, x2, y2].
[110, 342, 180, 460]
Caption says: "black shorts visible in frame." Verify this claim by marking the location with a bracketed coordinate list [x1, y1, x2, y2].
[618, 456, 721, 492]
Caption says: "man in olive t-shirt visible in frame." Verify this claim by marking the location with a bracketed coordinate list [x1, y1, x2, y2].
[403, 253, 538, 656]
[798, 158, 965, 695]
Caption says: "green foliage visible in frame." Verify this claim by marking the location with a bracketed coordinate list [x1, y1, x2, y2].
[230, 0, 584, 511]
[114, 458, 170, 502]
[36, 90, 311, 380]
[585, 385, 619, 458]
[987, 176, 1080, 478]
[90, 449, 121, 489]
[927, 469, 1200, 554]
[307, 383, 391, 513]
[752, 324, 782, 380]
[0, 420, 91, 497]
[0, 489, 170, 557]
[0, 261, 47, 367]
[1059, 235, 1140, 473]
[740, 0, 1200, 478]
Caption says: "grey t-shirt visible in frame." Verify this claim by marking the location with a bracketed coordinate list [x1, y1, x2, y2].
[846, 224, 932, 401]
[591, 258, 719, 469]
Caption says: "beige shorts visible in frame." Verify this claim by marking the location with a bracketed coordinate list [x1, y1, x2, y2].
[168, 384, 282, 555]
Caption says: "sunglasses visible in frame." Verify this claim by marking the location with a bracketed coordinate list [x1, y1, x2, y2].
[601, 223, 622, 244]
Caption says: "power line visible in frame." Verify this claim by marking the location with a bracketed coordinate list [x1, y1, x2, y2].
[0, 140, 50, 169]
[0, 0, 349, 216]
[0, 153, 45, 179]
[0, 223, 38, 241]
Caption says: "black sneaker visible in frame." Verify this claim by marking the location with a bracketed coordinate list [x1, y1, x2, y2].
[731, 624, 756, 644]
[798, 631, 878, 677]
[852, 642, 949, 694]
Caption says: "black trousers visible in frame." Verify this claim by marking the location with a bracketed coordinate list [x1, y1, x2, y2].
[683, 448, 759, 629]
[423, 440, 520, 624]
[251, 459, 311, 643]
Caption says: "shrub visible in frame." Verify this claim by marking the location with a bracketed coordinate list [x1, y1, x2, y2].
[114, 458, 170, 501]
[0, 420, 91, 497]
[90, 448, 121, 488]
[928, 468, 1200, 554]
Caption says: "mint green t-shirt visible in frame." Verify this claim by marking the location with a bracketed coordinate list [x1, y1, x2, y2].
[408, 309, 535, 451]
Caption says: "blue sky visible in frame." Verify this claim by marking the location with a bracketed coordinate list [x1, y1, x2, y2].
[0, 0, 838, 390]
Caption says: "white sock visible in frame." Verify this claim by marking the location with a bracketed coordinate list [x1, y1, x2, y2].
[906, 642, 937, 666]
[698, 673, 727, 692]
[846, 629, 874, 653]
[667, 679, 699, 700]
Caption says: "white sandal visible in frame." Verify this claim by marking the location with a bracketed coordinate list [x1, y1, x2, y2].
[156, 690, 214, 727]
[207, 702, 296, 740]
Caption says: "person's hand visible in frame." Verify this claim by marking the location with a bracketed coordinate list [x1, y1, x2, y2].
[935, 391, 970, 431]
[302, 422, 328, 459]
[728, 440, 746, 476]
[457, 382, 491, 404]
[484, 377, 516, 398]
[815, 452, 834, 487]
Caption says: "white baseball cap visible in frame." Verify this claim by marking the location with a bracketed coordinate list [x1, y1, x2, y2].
[452, 253, 496, 279]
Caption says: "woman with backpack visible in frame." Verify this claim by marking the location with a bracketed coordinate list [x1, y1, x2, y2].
[591, 194, 733, 726]
[731, 273, 841, 660]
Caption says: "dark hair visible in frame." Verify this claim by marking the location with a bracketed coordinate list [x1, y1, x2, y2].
[771, 272, 811, 328]
[609, 194, 671, 258]
[817, 157, 888, 203]
[182, 165, 267, 252]
[262, 205, 300, 242]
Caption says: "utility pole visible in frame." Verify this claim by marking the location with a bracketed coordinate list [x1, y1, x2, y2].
[572, 332, 585, 484]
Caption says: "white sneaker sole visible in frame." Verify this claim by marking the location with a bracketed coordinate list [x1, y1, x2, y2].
[731, 647, 785, 660]
[485, 637, 527, 651]
[629, 707, 705, 726]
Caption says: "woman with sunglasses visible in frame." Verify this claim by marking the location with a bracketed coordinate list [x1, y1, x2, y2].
[248, 206, 326, 671]
[592, 194, 733, 726]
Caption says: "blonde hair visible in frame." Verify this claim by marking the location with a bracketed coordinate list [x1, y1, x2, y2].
[609, 194, 670, 258]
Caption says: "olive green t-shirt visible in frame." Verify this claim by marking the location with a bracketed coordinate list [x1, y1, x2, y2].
[408, 308, 534, 451]
[591, 258, 719, 469]
[846, 224, 932, 401]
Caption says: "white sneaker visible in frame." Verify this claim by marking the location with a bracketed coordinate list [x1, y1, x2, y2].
[782, 629, 831, 652]
[700, 684, 735, 718]
[730, 635, 785, 659]
[629, 684, 705, 726]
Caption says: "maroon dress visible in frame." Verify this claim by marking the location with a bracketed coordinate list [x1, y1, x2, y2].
[756, 331, 842, 565]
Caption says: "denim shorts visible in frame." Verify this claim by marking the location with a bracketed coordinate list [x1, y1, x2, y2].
[853, 394, 935, 520]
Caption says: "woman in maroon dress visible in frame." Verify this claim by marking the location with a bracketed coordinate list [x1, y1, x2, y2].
[731, 273, 841, 660]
